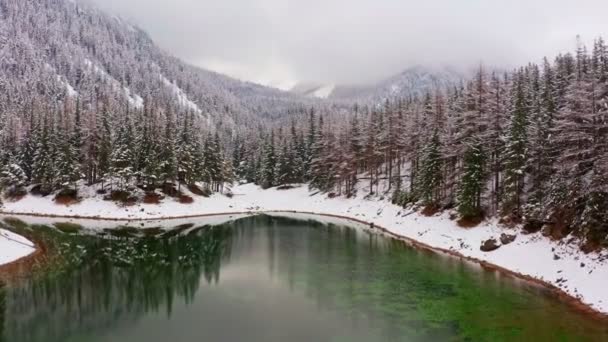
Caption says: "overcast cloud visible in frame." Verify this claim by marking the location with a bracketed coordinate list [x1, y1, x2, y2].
[89, 0, 608, 87]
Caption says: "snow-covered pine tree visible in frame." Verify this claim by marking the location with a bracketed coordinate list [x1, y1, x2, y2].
[304, 108, 316, 181]
[525, 61, 555, 220]
[110, 115, 135, 190]
[418, 129, 443, 206]
[310, 115, 334, 191]
[258, 131, 276, 189]
[56, 129, 81, 190]
[31, 114, 56, 193]
[290, 121, 306, 184]
[158, 112, 178, 186]
[97, 109, 113, 189]
[485, 72, 508, 213]
[274, 139, 295, 186]
[0, 153, 27, 194]
[502, 69, 529, 216]
[457, 140, 487, 219]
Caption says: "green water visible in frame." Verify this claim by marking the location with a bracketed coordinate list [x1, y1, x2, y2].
[1, 215, 607, 342]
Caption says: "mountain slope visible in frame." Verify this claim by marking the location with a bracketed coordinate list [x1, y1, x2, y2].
[0, 0, 317, 133]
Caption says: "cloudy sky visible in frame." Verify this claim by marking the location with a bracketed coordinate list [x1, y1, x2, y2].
[89, 0, 608, 88]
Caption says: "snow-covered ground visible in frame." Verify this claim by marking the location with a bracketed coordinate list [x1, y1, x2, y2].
[0, 228, 35, 266]
[1, 183, 607, 315]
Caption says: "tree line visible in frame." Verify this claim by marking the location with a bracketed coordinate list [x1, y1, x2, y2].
[0, 102, 232, 197]
[237, 38, 608, 248]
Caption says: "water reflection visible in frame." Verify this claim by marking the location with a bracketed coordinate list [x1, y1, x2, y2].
[1, 215, 607, 342]
[1, 222, 232, 342]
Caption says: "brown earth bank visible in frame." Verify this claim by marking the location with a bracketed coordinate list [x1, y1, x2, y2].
[0, 235, 45, 284]
[0, 209, 607, 323]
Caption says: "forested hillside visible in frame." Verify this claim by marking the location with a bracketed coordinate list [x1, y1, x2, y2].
[239, 40, 608, 249]
[0, 0, 332, 199]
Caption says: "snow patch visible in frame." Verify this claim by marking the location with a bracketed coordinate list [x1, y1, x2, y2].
[313, 84, 335, 98]
[57, 76, 78, 97]
[160, 75, 203, 114]
[84, 59, 144, 109]
[0, 229, 35, 266]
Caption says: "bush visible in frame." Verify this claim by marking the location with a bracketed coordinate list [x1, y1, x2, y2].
[54, 188, 79, 205]
[161, 183, 180, 197]
[4, 186, 27, 201]
[143, 192, 163, 204]
[391, 190, 417, 208]
[104, 190, 137, 206]
[178, 195, 194, 204]
[30, 184, 53, 197]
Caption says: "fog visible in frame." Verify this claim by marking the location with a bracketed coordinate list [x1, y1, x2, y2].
[89, 0, 608, 87]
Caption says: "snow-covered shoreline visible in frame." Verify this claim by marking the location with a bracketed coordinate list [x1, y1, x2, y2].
[1, 183, 607, 317]
[0, 228, 36, 266]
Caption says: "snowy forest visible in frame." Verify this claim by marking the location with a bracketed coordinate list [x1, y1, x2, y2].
[235, 39, 608, 249]
[0, 0, 607, 250]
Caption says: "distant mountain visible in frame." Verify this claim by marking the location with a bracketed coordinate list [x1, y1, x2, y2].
[290, 83, 336, 99]
[291, 66, 465, 103]
[0, 0, 318, 134]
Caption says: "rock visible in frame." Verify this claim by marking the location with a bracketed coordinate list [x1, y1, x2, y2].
[553, 254, 561, 260]
[500, 233, 517, 245]
[580, 263, 586, 268]
[480, 239, 501, 252]
[523, 219, 544, 234]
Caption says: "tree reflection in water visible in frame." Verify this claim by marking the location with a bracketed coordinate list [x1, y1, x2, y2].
[0, 222, 233, 342]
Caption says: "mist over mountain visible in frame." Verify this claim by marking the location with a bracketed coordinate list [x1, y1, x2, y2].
[0, 0, 326, 136]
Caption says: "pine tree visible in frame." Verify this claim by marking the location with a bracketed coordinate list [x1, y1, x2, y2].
[457, 141, 486, 219]
[502, 70, 529, 215]
[0, 153, 27, 192]
[110, 116, 134, 190]
[159, 112, 178, 185]
[97, 109, 113, 189]
[304, 108, 316, 180]
[259, 132, 277, 189]
[275, 141, 295, 186]
[525, 61, 555, 220]
[31, 115, 56, 193]
[310, 116, 333, 191]
[418, 129, 443, 206]
[56, 131, 81, 189]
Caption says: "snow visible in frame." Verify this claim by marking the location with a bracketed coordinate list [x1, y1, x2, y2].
[44, 63, 78, 98]
[313, 84, 335, 98]
[1, 183, 607, 315]
[0, 228, 35, 266]
[160, 75, 203, 114]
[57, 76, 78, 97]
[84, 59, 144, 109]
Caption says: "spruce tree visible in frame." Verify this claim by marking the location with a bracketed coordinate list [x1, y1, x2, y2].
[502, 70, 529, 215]
[418, 129, 443, 206]
[259, 132, 276, 189]
[110, 116, 134, 190]
[275, 141, 295, 186]
[457, 141, 486, 219]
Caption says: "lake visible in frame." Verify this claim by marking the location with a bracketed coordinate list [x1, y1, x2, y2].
[1, 215, 607, 341]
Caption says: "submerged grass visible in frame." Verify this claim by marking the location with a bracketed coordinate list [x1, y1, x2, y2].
[53, 222, 83, 234]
